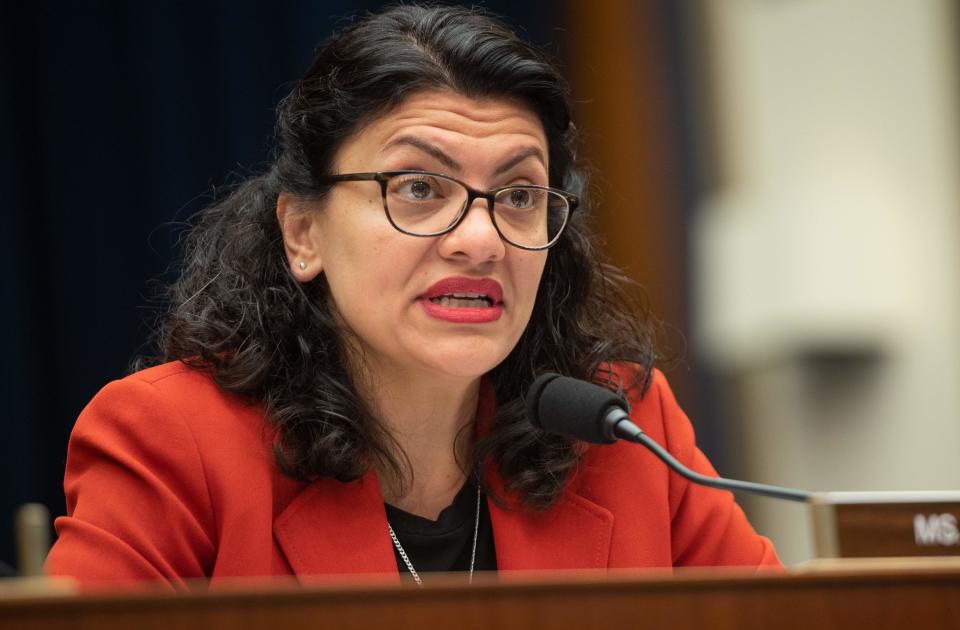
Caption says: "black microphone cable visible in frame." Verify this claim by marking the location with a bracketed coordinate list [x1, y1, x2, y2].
[527, 373, 811, 503]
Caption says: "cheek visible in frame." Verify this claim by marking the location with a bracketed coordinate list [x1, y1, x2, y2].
[526, 252, 549, 287]
[326, 236, 391, 304]
[316, 196, 393, 286]
[322, 230, 430, 316]
[514, 252, 549, 310]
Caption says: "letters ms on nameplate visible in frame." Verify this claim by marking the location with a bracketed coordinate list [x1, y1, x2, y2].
[811, 491, 960, 559]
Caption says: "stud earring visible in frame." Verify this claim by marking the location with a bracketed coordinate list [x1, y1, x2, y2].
[298, 261, 306, 270]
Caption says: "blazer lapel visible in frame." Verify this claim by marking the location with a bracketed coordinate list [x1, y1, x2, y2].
[487, 469, 614, 571]
[476, 378, 613, 571]
[273, 379, 612, 576]
[273, 469, 400, 579]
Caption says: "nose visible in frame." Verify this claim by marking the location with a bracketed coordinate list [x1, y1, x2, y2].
[436, 198, 506, 263]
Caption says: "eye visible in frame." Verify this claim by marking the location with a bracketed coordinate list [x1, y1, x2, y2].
[392, 176, 441, 201]
[503, 187, 540, 209]
[408, 180, 433, 199]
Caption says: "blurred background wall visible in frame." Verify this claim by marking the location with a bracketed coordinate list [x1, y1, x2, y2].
[1, 0, 958, 571]
[692, 0, 960, 564]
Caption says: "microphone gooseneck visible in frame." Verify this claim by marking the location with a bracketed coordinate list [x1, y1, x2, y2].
[527, 373, 811, 503]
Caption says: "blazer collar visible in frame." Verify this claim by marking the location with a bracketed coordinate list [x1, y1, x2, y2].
[273, 379, 614, 576]
[273, 468, 400, 580]
[485, 463, 613, 571]
[477, 377, 614, 571]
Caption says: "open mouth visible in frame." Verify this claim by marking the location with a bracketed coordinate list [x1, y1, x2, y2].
[420, 277, 504, 323]
[428, 292, 494, 308]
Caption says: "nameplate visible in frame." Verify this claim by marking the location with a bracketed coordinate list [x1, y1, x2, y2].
[811, 491, 960, 559]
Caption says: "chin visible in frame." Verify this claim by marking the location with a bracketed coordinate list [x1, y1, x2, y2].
[426, 355, 503, 379]
[399, 328, 523, 379]
[418, 344, 513, 380]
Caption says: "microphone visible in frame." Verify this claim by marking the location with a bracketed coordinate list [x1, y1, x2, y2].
[526, 373, 811, 503]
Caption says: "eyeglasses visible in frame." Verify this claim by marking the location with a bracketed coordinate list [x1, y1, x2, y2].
[318, 170, 579, 251]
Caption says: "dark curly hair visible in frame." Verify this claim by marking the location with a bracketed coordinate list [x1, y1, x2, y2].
[141, 4, 657, 509]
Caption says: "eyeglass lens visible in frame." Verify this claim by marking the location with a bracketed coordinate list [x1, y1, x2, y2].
[384, 173, 569, 248]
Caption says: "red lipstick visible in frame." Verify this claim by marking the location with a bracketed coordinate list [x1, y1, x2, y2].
[419, 277, 504, 323]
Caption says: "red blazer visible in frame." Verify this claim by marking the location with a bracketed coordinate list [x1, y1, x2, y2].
[46, 362, 780, 585]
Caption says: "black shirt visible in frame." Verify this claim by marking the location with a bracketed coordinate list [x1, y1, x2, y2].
[384, 479, 497, 581]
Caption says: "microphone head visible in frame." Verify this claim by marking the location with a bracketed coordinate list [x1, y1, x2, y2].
[525, 373, 629, 444]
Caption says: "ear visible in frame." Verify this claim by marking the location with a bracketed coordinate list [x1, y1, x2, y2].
[276, 193, 324, 282]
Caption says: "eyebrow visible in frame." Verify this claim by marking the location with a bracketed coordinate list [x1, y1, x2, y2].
[384, 136, 547, 177]
[492, 147, 547, 176]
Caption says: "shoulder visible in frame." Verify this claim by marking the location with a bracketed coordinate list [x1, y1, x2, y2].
[66, 360, 287, 512]
[52, 362, 285, 583]
[594, 363, 680, 441]
[125, 360, 209, 386]
[574, 364, 690, 486]
[74, 361, 271, 473]
[119, 360, 241, 404]
[89, 361, 263, 427]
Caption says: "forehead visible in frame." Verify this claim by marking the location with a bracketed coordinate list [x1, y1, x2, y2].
[335, 89, 548, 169]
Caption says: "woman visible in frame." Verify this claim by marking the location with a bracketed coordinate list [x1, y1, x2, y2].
[46, 5, 780, 586]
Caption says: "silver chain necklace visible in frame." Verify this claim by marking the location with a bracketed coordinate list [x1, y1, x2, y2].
[387, 484, 482, 586]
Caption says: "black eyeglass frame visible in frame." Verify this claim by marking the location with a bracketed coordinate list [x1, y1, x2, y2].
[318, 170, 580, 251]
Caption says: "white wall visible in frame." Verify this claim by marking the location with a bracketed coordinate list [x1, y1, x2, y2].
[694, 0, 960, 564]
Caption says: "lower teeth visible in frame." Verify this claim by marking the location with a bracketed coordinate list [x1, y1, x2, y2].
[431, 297, 490, 308]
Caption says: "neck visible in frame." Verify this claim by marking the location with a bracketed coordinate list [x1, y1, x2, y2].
[354, 366, 482, 520]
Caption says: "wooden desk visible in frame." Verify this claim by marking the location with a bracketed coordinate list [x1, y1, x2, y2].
[2, 561, 959, 630]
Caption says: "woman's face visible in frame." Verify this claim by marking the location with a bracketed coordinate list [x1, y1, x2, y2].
[280, 89, 550, 383]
